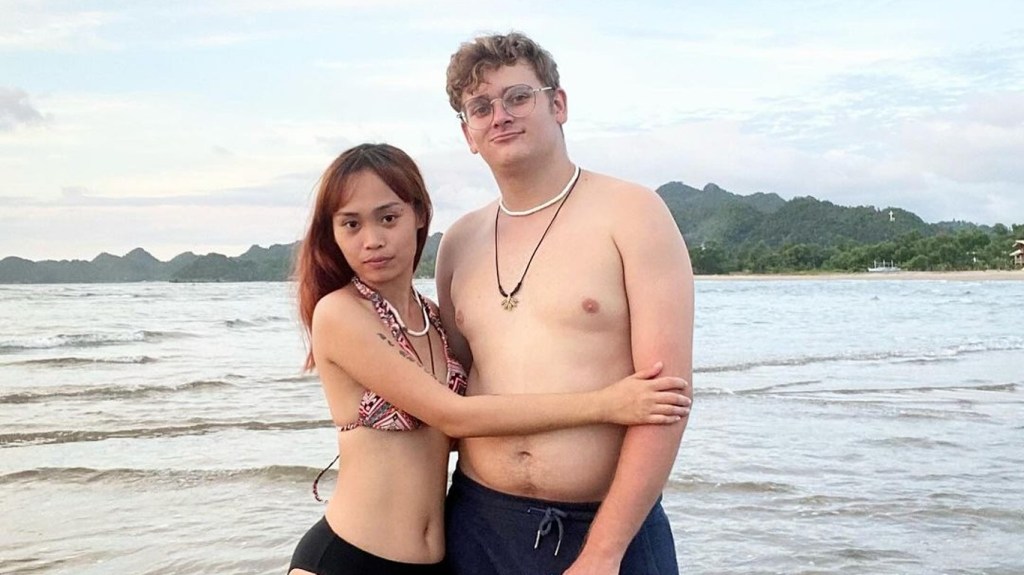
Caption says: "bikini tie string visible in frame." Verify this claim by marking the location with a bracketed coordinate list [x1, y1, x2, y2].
[529, 506, 568, 556]
[312, 454, 339, 503]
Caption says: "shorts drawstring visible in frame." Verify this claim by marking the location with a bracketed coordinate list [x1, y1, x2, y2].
[528, 506, 568, 556]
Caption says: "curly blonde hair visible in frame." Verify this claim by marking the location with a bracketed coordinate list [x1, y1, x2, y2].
[445, 31, 560, 113]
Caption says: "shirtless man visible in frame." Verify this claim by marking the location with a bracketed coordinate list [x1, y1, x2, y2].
[436, 32, 694, 574]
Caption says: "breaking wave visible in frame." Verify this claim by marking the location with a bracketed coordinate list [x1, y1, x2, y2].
[0, 330, 190, 353]
[0, 419, 332, 447]
[696, 339, 1024, 374]
[0, 379, 230, 404]
[0, 465, 328, 486]
[5, 355, 158, 368]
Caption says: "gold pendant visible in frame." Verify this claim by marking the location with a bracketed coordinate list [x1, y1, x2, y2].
[501, 294, 519, 311]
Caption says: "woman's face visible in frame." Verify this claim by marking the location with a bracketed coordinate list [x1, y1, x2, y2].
[332, 170, 423, 287]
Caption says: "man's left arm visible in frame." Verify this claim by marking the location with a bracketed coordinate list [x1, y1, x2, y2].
[566, 188, 694, 574]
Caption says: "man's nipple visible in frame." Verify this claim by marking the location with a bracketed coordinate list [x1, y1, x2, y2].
[581, 298, 600, 314]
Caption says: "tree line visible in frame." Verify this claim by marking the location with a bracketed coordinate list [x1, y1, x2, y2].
[689, 224, 1024, 275]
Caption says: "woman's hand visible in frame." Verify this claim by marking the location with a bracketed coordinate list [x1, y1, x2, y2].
[597, 362, 690, 425]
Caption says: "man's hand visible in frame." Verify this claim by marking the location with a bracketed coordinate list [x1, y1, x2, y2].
[563, 550, 621, 575]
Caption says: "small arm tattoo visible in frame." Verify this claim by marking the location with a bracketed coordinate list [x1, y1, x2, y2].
[376, 327, 415, 362]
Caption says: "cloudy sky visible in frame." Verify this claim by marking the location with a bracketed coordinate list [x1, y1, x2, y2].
[2, 0, 1022, 261]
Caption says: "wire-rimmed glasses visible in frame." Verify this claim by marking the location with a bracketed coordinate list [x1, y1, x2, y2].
[457, 84, 553, 130]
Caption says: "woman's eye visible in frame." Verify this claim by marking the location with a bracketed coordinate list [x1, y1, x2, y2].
[382, 214, 397, 224]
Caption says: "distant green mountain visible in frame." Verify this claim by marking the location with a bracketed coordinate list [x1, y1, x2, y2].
[1, 185, 1018, 283]
[0, 244, 296, 284]
[658, 182, 780, 246]
[0, 235, 442, 284]
[655, 181, 931, 247]
[654, 181, 1020, 273]
[416, 232, 442, 278]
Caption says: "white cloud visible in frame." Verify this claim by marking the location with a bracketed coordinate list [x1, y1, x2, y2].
[0, 203, 308, 262]
[416, 147, 498, 231]
[3, 1, 1023, 261]
[190, 0, 413, 15]
[313, 57, 445, 92]
[568, 113, 1021, 226]
[0, 4, 120, 51]
[900, 92, 1024, 185]
[572, 120, 912, 196]
[0, 86, 46, 130]
[0, 91, 332, 199]
[180, 32, 276, 48]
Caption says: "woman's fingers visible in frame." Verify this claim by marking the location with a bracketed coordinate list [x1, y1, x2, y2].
[653, 403, 689, 417]
[649, 376, 689, 392]
[654, 391, 691, 407]
[633, 361, 664, 380]
[647, 414, 683, 424]
[651, 393, 690, 418]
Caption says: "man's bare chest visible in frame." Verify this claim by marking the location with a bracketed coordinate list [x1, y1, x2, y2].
[450, 228, 629, 338]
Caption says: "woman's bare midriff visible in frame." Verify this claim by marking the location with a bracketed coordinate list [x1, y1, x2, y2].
[324, 426, 451, 563]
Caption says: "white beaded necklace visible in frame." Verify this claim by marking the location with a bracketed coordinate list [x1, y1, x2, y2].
[498, 165, 581, 217]
[382, 290, 430, 337]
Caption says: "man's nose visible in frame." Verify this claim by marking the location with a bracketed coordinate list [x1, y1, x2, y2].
[491, 99, 514, 125]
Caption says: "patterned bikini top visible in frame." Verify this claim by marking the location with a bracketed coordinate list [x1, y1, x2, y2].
[337, 277, 468, 432]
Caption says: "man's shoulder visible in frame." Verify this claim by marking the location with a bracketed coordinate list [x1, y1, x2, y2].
[583, 170, 665, 211]
[437, 202, 495, 269]
[441, 202, 494, 244]
[580, 171, 682, 247]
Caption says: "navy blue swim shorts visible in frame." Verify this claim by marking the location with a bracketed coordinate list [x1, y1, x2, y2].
[445, 468, 678, 575]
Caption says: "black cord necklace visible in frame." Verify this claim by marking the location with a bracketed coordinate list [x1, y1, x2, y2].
[494, 168, 581, 311]
[405, 325, 436, 378]
[398, 293, 436, 377]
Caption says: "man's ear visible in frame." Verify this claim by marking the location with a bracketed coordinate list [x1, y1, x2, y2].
[552, 88, 568, 125]
[461, 121, 480, 155]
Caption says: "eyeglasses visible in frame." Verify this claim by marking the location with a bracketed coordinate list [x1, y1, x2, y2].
[458, 84, 553, 130]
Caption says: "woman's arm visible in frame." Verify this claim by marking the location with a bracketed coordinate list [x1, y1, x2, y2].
[440, 362, 688, 438]
[313, 291, 690, 439]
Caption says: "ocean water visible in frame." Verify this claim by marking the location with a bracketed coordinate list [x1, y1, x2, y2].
[1, 279, 1022, 575]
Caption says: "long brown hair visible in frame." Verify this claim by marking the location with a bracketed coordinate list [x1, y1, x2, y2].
[294, 143, 433, 370]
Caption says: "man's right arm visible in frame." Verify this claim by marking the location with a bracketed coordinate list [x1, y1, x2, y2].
[435, 220, 473, 370]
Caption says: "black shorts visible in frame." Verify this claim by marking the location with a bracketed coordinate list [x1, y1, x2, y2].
[289, 516, 447, 575]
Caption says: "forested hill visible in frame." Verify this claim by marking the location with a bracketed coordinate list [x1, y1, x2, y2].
[656, 181, 1021, 273]
[657, 181, 931, 247]
[1, 185, 1020, 283]
[0, 235, 442, 284]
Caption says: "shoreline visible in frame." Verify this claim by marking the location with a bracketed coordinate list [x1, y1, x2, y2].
[697, 270, 1024, 281]
[2, 270, 1023, 286]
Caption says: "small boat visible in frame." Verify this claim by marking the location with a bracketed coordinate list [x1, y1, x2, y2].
[867, 260, 902, 273]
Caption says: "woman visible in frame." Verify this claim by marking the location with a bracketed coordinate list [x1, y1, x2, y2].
[289, 143, 689, 575]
